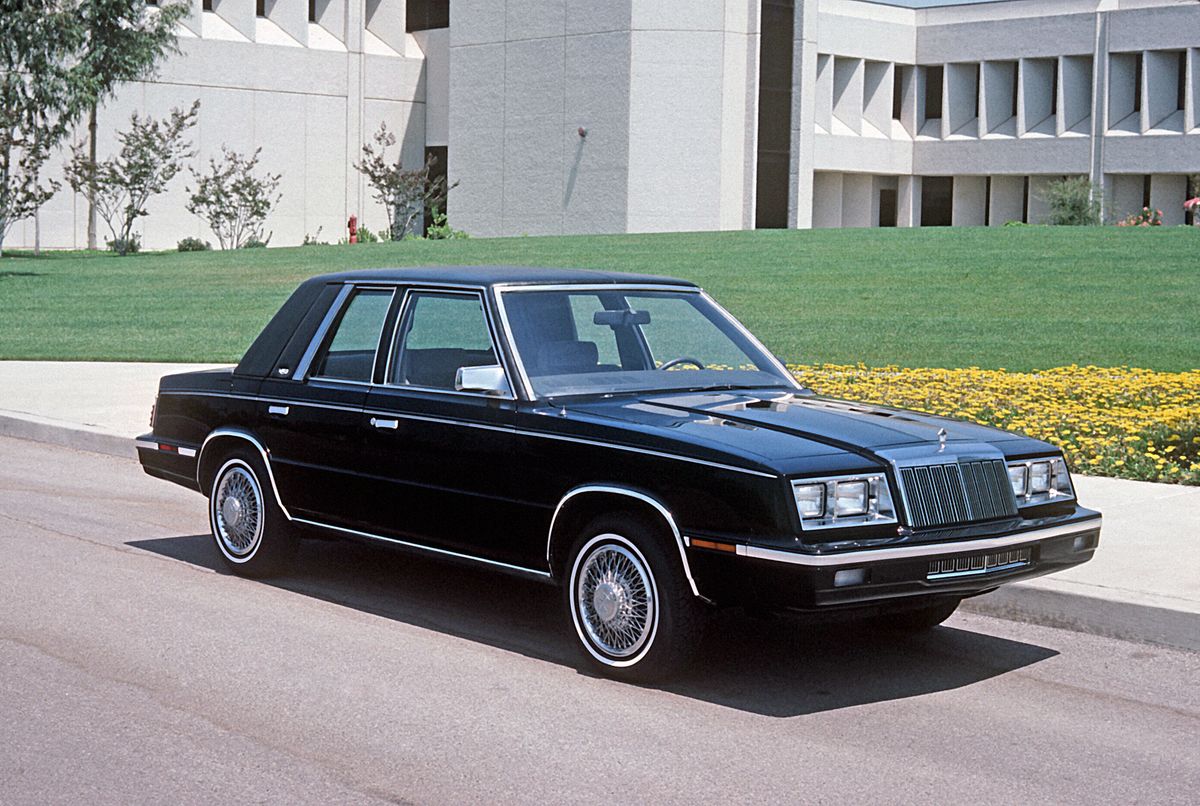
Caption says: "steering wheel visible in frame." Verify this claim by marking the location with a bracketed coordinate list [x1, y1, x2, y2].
[658, 356, 706, 371]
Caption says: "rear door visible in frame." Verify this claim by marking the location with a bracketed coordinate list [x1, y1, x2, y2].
[257, 284, 396, 526]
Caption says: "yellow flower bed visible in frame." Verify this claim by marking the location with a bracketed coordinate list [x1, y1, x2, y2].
[789, 364, 1200, 485]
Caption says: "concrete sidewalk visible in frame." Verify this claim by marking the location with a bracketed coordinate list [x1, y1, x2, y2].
[1, 360, 1196, 653]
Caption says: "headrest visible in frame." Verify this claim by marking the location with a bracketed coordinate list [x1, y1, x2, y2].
[536, 340, 600, 374]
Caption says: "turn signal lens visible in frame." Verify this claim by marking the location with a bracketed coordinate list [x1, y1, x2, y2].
[794, 484, 825, 518]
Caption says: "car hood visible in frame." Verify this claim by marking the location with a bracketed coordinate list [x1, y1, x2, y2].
[565, 390, 1026, 463]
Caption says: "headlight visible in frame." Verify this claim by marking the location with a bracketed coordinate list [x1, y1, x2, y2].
[792, 473, 897, 530]
[1006, 456, 1074, 506]
[794, 484, 825, 518]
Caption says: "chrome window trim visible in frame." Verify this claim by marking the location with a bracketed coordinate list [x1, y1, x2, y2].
[159, 389, 776, 478]
[726, 517, 1101, 567]
[380, 286, 517, 401]
[547, 484, 702, 597]
[293, 283, 353, 381]
[290, 516, 552, 580]
[305, 286, 397, 385]
[491, 283, 802, 401]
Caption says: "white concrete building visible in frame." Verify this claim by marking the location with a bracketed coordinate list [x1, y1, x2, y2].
[8, 0, 1200, 250]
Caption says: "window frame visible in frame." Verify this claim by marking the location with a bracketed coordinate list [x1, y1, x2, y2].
[381, 287, 515, 400]
[302, 285, 397, 385]
[492, 283, 802, 401]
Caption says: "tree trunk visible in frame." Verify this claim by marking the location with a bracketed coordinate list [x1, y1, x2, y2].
[34, 208, 40, 255]
[87, 103, 98, 251]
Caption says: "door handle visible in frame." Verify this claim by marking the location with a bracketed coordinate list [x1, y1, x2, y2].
[268, 405, 290, 416]
[370, 417, 399, 430]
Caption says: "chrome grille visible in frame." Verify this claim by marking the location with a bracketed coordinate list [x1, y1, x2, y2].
[899, 459, 1017, 529]
[928, 547, 1031, 579]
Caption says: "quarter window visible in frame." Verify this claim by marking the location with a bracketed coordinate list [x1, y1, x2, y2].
[389, 292, 499, 390]
[310, 288, 393, 382]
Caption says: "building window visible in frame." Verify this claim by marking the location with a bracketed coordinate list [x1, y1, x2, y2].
[1011, 62, 1020, 119]
[920, 177, 953, 226]
[1050, 61, 1059, 116]
[924, 65, 943, 120]
[202, 0, 212, 10]
[973, 63, 981, 120]
[309, 0, 316, 23]
[1178, 51, 1188, 111]
[1133, 54, 1143, 113]
[407, 0, 450, 32]
[892, 67, 904, 120]
[257, 0, 266, 17]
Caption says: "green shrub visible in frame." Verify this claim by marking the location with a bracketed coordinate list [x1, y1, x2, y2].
[241, 238, 267, 249]
[1042, 176, 1100, 226]
[106, 234, 140, 254]
[426, 206, 468, 240]
[177, 237, 211, 252]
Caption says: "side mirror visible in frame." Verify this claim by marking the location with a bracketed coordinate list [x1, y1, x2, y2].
[454, 364, 511, 396]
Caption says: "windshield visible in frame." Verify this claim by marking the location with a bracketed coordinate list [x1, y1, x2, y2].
[499, 288, 798, 398]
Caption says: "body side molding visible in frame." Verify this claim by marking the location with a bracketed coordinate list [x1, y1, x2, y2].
[547, 484, 702, 598]
[197, 428, 293, 520]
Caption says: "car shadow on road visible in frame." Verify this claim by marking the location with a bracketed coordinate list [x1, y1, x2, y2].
[129, 533, 1059, 718]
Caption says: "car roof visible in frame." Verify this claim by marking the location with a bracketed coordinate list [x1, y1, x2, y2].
[307, 265, 698, 288]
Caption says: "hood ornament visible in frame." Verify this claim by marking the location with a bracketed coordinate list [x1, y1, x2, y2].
[937, 428, 948, 453]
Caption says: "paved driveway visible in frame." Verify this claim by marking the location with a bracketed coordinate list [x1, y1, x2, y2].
[1, 436, 1197, 804]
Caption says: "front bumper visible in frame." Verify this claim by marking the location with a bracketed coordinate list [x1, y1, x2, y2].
[684, 507, 1101, 612]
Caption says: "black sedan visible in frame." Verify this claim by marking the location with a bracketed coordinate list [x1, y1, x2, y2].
[137, 266, 1100, 680]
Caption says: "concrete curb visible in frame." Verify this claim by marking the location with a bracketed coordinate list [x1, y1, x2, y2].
[962, 585, 1199, 654]
[3, 412, 1196, 654]
[0, 413, 134, 460]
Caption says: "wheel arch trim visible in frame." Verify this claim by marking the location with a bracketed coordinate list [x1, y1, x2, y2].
[547, 484, 701, 598]
[197, 428, 292, 520]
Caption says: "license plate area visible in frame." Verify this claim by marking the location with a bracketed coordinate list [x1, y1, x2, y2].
[927, 547, 1031, 580]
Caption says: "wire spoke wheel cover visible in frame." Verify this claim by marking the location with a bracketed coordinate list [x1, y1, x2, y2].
[212, 463, 264, 560]
[573, 536, 658, 663]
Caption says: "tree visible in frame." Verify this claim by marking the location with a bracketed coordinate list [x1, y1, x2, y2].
[1041, 176, 1101, 226]
[186, 147, 282, 250]
[65, 101, 199, 255]
[76, 0, 187, 250]
[0, 2, 90, 257]
[355, 122, 456, 241]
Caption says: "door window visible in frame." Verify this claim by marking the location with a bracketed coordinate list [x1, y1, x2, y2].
[389, 292, 499, 390]
[310, 288, 393, 382]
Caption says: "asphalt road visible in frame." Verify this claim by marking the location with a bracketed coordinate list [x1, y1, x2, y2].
[1, 435, 1197, 805]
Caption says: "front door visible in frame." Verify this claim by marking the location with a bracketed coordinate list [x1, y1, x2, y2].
[357, 289, 544, 569]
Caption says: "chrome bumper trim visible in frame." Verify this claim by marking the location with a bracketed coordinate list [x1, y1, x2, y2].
[135, 439, 197, 458]
[731, 518, 1101, 567]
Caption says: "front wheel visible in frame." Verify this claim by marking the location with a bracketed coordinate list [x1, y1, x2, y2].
[565, 515, 707, 682]
[208, 450, 296, 577]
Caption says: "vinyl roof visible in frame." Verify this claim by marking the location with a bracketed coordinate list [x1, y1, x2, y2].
[310, 265, 698, 288]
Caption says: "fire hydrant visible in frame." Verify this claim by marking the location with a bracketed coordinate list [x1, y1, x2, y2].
[347, 214, 358, 244]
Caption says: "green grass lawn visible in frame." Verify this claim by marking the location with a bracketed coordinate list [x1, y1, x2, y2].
[1, 227, 1196, 370]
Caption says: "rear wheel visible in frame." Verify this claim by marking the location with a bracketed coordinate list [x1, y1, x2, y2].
[874, 598, 961, 632]
[565, 514, 706, 682]
[208, 450, 296, 577]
